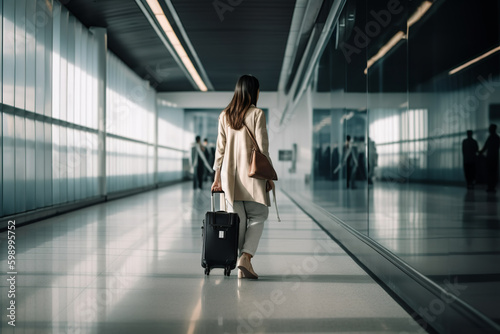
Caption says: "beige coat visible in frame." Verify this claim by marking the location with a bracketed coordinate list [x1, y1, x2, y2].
[213, 106, 271, 207]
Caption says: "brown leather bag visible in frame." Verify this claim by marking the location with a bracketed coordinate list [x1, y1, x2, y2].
[243, 123, 278, 180]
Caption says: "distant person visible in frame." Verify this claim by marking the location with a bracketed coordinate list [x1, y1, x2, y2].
[211, 74, 274, 279]
[333, 135, 358, 189]
[203, 138, 214, 181]
[479, 124, 500, 192]
[322, 145, 331, 179]
[368, 137, 378, 185]
[354, 136, 367, 180]
[462, 130, 479, 189]
[191, 135, 212, 190]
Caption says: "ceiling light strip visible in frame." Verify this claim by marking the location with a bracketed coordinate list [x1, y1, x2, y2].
[135, 0, 198, 89]
[449, 45, 500, 75]
[163, 0, 213, 91]
[407, 1, 433, 28]
[365, 1, 433, 74]
[280, 0, 346, 126]
[142, 0, 208, 91]
[364, 31, 405, 74]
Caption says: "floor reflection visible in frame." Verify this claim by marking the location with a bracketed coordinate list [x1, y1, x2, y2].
[282, 179, 500, 324]
[0, 182, 429, 333]
[195, 276, 239, 334]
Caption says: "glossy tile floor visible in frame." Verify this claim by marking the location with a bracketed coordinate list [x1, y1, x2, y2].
[0, 182, 426, 334]
[283, 179, 500, 325]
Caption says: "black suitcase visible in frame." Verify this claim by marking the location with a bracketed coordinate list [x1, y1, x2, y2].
[201, 191, 240, 276]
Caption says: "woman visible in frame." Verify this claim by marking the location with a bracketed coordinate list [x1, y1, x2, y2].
[211, 75, 274, 279]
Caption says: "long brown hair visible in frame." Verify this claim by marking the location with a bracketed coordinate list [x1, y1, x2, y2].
[225, 75, 260, 130]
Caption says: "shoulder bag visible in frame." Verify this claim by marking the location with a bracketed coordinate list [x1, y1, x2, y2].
[243, 123, 278, 181]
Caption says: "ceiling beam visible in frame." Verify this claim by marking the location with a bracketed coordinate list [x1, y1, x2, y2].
[280, 0, 347, 125]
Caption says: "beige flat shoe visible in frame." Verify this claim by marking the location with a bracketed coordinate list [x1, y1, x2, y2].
[237, 256, 258, 279]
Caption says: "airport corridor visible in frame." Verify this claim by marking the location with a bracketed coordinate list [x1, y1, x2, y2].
[0, 182, 425, 334]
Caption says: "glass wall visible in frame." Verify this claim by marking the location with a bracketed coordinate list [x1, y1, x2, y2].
[157, 101, 184, 183]
[1, 0, 100, 217]
[106, 52, 156, 192]
[281, 0, 500, 330]
[52, 1, 100, 205]
[1, 0, 185, 219]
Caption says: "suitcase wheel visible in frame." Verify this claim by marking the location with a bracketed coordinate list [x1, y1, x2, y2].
[224, 266, 231, 277]
[205, 267, 210, 275]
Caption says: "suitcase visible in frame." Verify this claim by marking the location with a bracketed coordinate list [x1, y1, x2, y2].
[201, 191, 240, 276]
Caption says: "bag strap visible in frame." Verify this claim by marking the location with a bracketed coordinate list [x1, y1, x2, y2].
[244, 122, 280, 221]
[243, 122, 261, 153]
[272, 187, 281, 222]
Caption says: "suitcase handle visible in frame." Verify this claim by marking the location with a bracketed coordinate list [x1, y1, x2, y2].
[211, 191, 225, 212]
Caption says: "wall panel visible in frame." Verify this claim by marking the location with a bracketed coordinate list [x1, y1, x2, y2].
[0, 0, 3, 105]
[15, 0, 26, 110]
[67, 127, 75, 202]
[74, 128, 81, 201]
[66, 16, 75, 125]
[1, 0, 182, 219]
[0, 111, 2, 217]
[58, 7, 68, 122]
[52, 124, 60, 204]
[74, 23, 82, 127]
[25, 117, 36, 210]
[35, 1, 46, 116]
[25, 0, 36, 113]
[35, 119, 45, 208]
[0, 1, 3, 217]
[14, 114, 26, 212]
[2, 112, 15, 215]
[43, 122, 52, 207]
[3, 0, 15, 107]
[52, 2, 61, 120]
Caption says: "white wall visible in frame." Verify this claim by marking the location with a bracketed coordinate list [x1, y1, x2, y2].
[106, 52, 157, 192]
[270, 87, 314, 184]
[157, 99, 185, 182]
[157, 91, 279, 110]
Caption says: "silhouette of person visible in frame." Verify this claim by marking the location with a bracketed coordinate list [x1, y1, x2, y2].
[462, 130, 479, 189]
[191, 135, 212, 189]
[333, 135, 358, 189]
[203, 138, 215, 181]
[479, 124, 500, 193]
[368, 137, 378, 185]
[323, 145, 331, 179]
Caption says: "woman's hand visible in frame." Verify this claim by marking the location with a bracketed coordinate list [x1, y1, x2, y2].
[211, 179, 222, 192]
[211, 168, 222, 192]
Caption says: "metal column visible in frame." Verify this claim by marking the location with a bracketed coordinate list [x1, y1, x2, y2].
[91, 27, 107, 198]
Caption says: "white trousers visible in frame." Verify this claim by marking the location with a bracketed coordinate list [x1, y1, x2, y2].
[226, 200, 269, 256]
